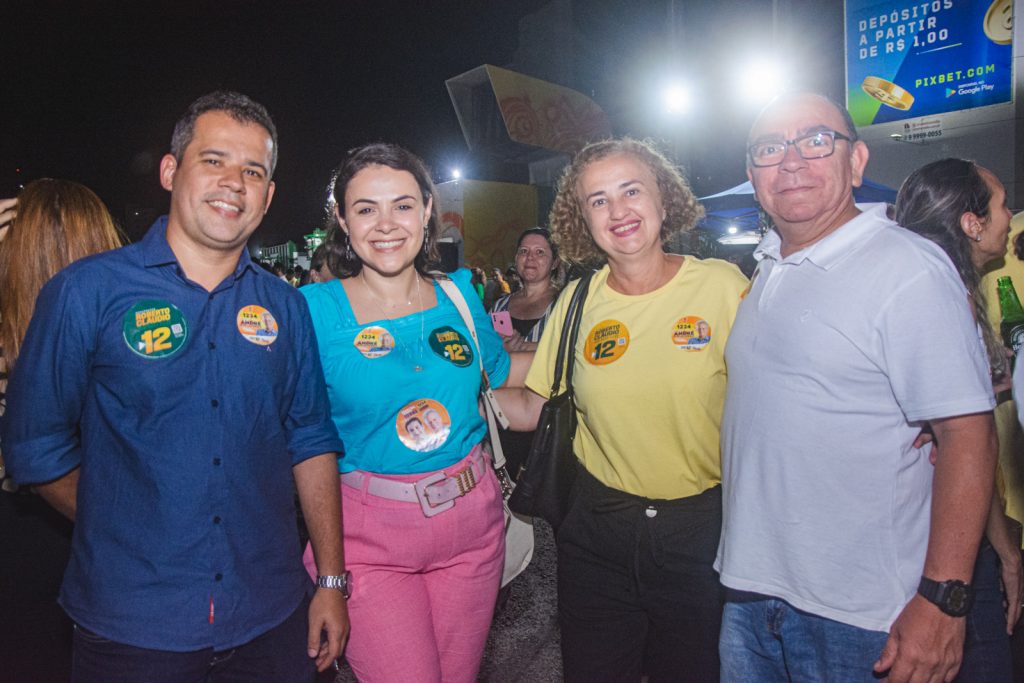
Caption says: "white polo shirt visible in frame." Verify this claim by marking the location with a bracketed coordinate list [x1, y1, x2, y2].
[716, 203, 995, 632]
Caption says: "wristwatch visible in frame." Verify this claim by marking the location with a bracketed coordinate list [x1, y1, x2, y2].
[316, 571, 352, 599]
[917, 576, 973, 617]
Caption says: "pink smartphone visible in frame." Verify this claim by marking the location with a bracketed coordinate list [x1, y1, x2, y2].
[490, 311, 514, 336]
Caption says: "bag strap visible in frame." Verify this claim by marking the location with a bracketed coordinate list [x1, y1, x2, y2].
[435, 277, 510, 470]
[550, 272, 593, 399]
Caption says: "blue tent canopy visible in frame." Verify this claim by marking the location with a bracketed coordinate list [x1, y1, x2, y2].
[697, 179, 898, 236]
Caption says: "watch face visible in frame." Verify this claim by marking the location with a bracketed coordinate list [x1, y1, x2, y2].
[947, 585, 969, 614]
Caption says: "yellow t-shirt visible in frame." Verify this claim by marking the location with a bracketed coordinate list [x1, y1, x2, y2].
[980, 216, 1024, 527]
[525, 256, 748, 499]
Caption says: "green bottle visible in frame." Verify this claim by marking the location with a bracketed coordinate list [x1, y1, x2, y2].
[997, 276, 1024, 357]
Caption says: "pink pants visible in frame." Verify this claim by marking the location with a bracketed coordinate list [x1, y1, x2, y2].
[304, 448, 505, 683]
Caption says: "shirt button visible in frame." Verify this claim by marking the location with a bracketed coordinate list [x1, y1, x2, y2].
[213, 458, 221, 466]
[215, 573, 223, 581]
[213, 516, 221, 524]
[211, 399, 219, 408]
[645, 506, 657, 518]
[209, 341, 216, 350]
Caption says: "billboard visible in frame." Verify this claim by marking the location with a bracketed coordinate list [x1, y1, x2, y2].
[846, 0, 1013, 126]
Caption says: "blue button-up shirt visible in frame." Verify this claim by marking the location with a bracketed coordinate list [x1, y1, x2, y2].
[2, 218, 342, 651]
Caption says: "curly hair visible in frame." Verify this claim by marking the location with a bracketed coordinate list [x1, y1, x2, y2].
[547, 138, 704, 264]
[322, 143, 442, 279]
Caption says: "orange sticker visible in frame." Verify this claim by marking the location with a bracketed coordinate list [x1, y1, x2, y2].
[353, 326, 395, 359]
[396, 398, 451, 452]
[584, 320, 630, 365]
[237, 305, 278, 346]
[672, 316, 712, 351]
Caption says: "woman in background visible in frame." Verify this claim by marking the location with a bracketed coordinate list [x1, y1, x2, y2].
[896, 158, 1023, 683]
[0, 179, 122, 679]
[489, 227, 561, 481]
[1, 179, 123, 494]
[490, 228, 560, 353]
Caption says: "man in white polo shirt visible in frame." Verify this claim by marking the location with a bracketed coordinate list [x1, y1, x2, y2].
[716, 92, 997, 683]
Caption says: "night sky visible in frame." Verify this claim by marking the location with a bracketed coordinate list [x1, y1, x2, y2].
[3, 0, 845, 246]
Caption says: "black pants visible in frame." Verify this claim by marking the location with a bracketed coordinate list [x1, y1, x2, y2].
[557, 466, 723, 683]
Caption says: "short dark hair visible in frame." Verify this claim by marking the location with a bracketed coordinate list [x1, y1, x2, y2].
[517, 227, 559, 268]
[323, 142, 442, 278]
[170, 91, 278, 175]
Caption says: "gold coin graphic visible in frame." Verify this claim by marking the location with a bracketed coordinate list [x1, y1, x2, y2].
[861, 76, 915, 110]
[984, 0, 1012, 45]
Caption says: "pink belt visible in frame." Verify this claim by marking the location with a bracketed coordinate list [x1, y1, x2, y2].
[341, 447, 487, 518]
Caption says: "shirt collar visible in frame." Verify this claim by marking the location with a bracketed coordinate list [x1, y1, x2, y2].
[140, 215, 256, 280]
[753, 203, 892, 270]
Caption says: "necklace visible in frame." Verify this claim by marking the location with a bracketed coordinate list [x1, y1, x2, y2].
[360, 273, 426, 372]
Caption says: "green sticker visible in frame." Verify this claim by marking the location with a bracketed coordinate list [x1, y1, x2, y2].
[122, 300, 189, 359]
[428, 325, 473, 367]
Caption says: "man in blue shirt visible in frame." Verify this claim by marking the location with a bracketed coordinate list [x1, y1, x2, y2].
[2, 91, 349, 681]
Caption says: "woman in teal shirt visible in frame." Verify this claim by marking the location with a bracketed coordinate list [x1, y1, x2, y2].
[301, 143, 510, 682]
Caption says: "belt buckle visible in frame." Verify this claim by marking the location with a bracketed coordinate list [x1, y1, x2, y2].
[414, 472, 455, 518]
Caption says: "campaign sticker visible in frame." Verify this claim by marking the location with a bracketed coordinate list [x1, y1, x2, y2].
[672, 316, 712, 352]
[353, 326, 395, 359]
[396, 398, 451, 452]
[584, 320, 629, 365]
[428, 326, 473, 367]
[237, 305, 279, 346]
[122, 300, 189, 359]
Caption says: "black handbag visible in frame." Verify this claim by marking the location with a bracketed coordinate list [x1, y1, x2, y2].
[508, 271, 593, 528]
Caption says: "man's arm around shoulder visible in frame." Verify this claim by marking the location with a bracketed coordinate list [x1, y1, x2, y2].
[875, 411, 997, 682]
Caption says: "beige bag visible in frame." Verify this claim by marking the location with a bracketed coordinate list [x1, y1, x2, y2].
[436, 277, 534, 587]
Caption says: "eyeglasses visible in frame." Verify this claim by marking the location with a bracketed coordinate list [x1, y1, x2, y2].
[747, 131, 854, 167]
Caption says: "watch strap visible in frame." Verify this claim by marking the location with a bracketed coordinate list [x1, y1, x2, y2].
[316, 572, 352, 598]
[917, 576, 973, 616]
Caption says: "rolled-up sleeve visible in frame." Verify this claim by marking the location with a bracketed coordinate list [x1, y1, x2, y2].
[282, 296, 344, 465]
[3, 274, 91, 484]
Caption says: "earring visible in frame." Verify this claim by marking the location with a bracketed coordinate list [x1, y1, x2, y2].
[975, 233, 982, 242]
[343, 232, 354, 259]
[422, 224, 430, 256]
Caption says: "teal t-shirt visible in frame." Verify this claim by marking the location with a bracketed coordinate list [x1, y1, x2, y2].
[302, 268, 510, 474]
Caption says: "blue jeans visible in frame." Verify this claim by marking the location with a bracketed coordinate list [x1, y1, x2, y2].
[957, 538, 1012, 682]
[720, 593, 888, 683]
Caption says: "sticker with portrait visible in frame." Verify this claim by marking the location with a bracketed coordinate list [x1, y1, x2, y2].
[396, 398, 452, 452]
[353, 326, 395, 359]
[237, 305, 279, 346]
[672, 316, 711, 351]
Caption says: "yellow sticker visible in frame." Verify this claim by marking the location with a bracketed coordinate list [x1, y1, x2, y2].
[236, 305, 278, 346]
[353, 326, 395, 359]
[672, 316, 712, 352]
[397, 398, 451, 452]
[584, 320, 630, 365]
